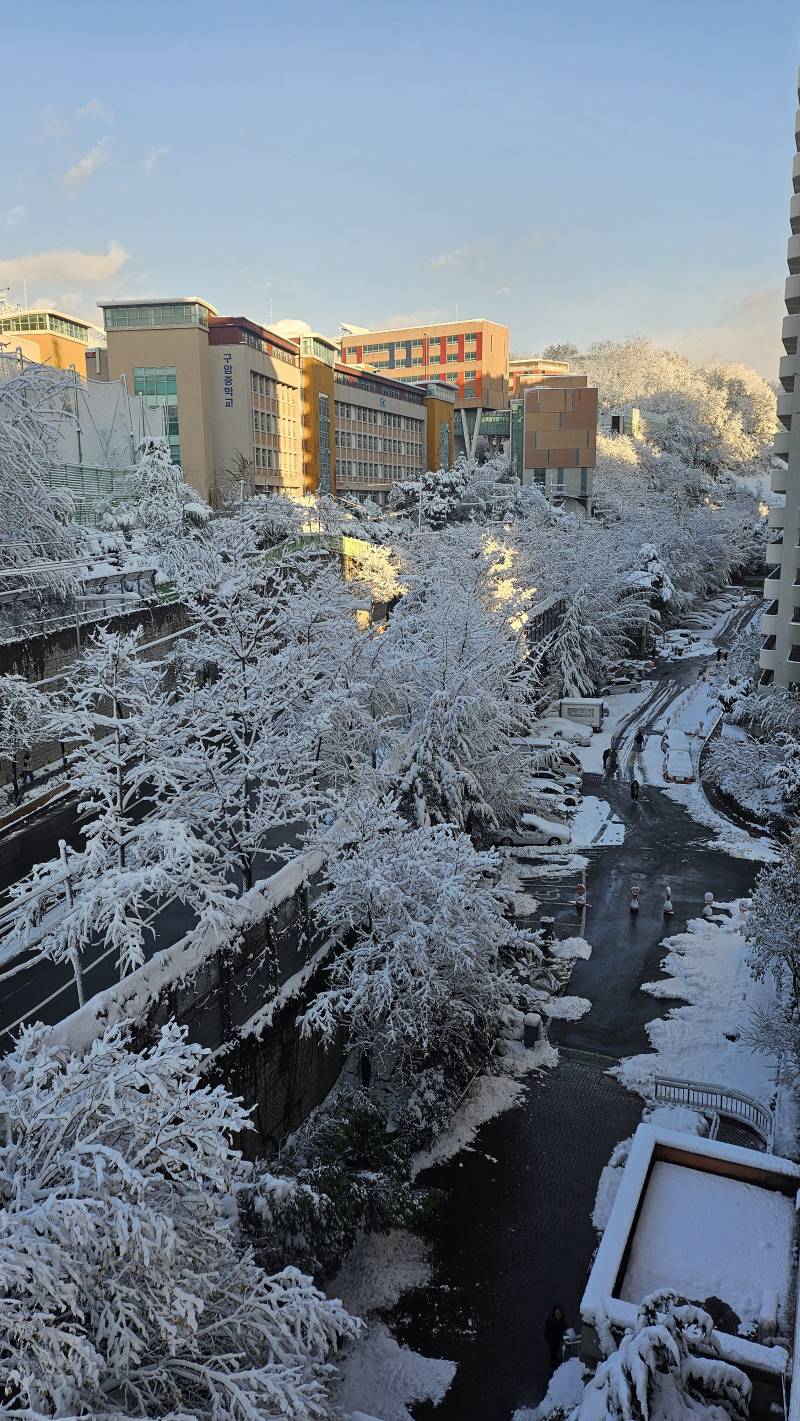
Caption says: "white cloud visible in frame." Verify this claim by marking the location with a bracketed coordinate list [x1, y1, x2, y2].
[76, 98, 113, 121]
[377, 307, 451, 329]
[38, 104, 71, 140]
[659, 289, 784, 381]
[2, 206, 26, 228]
[0, 241, 129, 288]
[496, 285, 512, 295]
[62, 138, 109, 194]
[268, 317, 312, 339]
[428, 245, 470, 271]
[142, 145, 170, 177]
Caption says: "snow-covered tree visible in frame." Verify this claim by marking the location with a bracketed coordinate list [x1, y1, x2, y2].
[6, 629, 233, 990]
[0, 1018, 358, 1419]
[0, 674, 53, 804]
[0, 363, 78, 573]
[745, 832, 800, 1010]
[301, 799, 532, 1069]
[561, 1293, 750, 1421]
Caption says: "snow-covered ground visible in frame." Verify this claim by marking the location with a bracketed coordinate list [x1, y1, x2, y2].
[568, 795, 625, 847]
[616, 905, 779, 1106]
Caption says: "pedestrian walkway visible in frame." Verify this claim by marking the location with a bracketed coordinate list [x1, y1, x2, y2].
[396, 1059, 642, 1421]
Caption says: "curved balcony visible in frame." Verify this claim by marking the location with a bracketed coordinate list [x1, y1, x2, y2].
[779, 355, 798, 391]
[786, 273, 800, 313]
[783, 312, 800, 354]
[794, 152, 800, 195]
[772, 429, 791, 459]
[762, 601, 781, 636]
[765, 537, 785, 565]
[789, 234, 800, 275]
[768, 505, 786, 529]
[759, 643, 778, 673]
[777, 390, 795, 428]
[792, 194, 800, 236]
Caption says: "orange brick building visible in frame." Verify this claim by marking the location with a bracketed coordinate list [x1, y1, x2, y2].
[522, 373, 597, 505]
[339, 318, 508, 410]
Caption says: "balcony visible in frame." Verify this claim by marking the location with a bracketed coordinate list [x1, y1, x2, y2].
[789, 234, 800, 275]
[763, 634, 777, 652]
[765, 537, 784, 564]
[787, 274, 800, 314]
[768, 505, 786, 529]
[772, 429, 791, 460]
[791, 195, 800, 237]
[777, 389, 795, 425]
[772, 467, 788, 495]
[783, 312, 800, 354]
[794, 152, 800, 195]
[779, 355, 798, 392]
[762, 601, 781, 636]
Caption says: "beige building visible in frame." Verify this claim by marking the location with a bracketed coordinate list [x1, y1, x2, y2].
[339, 318, 509, 410]
[96, 299, 454, 505]
[761, 64, 800, 687]
[509, 355, 570, 397]
[0, 304, 105, 377]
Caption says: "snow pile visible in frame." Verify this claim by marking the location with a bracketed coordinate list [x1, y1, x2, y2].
[511, 850, 589, 878]
[548, 936, 592, 960]
[411, 1042, 556, 1177]
[665, 779, 776, 862]
[542, 995, 592, 1021]
[329, 1230, 432, 1316]
[334, 1321, 455, 1421]
[619, 1161, 796, 1334]
[569, 796, 625, 848]
[617, 909, 779, 1104]
[513, 1357, 588, 1420]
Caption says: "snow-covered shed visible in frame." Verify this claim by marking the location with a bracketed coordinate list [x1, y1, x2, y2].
[581, 1124, 800, 1420]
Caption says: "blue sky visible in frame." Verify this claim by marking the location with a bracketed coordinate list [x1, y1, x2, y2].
[1, 0, 798, 376]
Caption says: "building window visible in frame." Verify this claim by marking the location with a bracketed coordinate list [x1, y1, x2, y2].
[133, 366, 180, 463]
[318, 392, 331, 494]
[105, 302, 209, 330]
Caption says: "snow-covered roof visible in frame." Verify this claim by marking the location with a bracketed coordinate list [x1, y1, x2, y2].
[581, 1124, 800, 1381]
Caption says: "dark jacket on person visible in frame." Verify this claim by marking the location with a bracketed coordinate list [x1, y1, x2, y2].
[544, 1306, 567, 1360]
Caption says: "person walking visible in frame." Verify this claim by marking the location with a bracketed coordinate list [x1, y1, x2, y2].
[544, 1304, 567, 1372]
[21, 750, 34, 792]
[607, 746, 619, 779]
[630, 777, 640, 803]
[602, 747, 610, 775]
[633, 728, 645, 755]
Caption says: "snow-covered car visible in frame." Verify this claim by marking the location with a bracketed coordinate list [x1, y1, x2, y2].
[533, 719, 592, 748]
[528, 777, 582, 809]
[515, 737, 582, 772]
[660, 726, 691, 755]
[533, 768, 583, 792]
[519, 813, 571, 845]
[664, 748, 694, 783]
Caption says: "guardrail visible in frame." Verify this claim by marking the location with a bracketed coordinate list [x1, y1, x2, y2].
[653, 1075, 774, 1149]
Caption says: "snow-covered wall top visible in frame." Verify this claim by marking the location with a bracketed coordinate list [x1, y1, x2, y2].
[581, 1124, 799, 1380]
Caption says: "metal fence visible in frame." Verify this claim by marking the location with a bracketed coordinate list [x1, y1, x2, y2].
[653, 1075, 774, 1149]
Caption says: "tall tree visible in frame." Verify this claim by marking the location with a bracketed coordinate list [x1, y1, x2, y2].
[0, 1019, 358, 1419]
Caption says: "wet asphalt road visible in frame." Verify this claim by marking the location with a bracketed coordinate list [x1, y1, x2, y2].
[396, 596, 764, 1421]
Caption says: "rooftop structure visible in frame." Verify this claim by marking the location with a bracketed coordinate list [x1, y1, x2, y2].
[0, 304, 105, 377]
[582, 1123, 800, 1420]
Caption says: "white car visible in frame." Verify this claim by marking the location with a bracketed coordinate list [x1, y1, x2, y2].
[515, 738, 582, 772]
[528, 777, 582, 809]
[532, 768, 583, 792]
[519, 813, 571, 845]
[533, 719, 592, 747]
[665, 748, 694, 783]
[484, 820, 568, 848]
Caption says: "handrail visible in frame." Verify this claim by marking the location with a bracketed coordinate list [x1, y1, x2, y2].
[653, 1075, 774, 1149]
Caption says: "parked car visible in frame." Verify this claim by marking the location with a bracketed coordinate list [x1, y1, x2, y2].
[483, 818, 568, 848]
[528, 777, 582, 809]
[532, 768, 583, 792]
[661, 726, 694, 783]
[545, 697, 607, 731]
[515, 737, 582, 772]
[533, 718, 592, 747]
[519, 813, 571, 845]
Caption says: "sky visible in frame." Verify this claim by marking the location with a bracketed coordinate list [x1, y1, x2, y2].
[1, 0, 799, 379]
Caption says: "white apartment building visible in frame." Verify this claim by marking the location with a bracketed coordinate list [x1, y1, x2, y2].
[761, 65, 800, 686]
